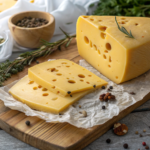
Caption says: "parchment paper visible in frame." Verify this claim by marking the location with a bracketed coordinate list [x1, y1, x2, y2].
[0, 60, 149, 129]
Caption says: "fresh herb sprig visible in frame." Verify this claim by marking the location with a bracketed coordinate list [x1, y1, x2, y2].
[115, 16, 134, 39]
[93, 0, 150, 17]
[0, 28, 76, 87]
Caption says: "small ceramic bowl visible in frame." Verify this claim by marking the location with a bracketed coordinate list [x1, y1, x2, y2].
[0, 31, 9, 47]
[8, 11, 55, 49]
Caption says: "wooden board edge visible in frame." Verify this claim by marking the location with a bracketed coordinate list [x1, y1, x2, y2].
[0, 93, 149, 150]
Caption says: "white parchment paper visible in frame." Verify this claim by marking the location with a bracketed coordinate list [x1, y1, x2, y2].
[0, 60, 149, 129]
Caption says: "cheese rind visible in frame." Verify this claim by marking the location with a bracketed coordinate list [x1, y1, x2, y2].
[77, 16, 150, 83]
[9, 76, 106, 114]
[28, 59, 107, 96]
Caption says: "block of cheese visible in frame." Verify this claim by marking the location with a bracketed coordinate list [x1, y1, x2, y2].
[77, 16, 150, 84]
[0, 0, 17, 12]
[28, 59, 107, 96]
[9, 76, 103, 114]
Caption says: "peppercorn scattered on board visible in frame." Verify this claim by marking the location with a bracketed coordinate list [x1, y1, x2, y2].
[9, 59, 107, 113]
[77, 16, 150, 84]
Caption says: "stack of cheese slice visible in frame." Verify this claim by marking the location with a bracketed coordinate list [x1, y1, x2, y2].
[77, 16, 150, 84]
[9, 59, 107, 114]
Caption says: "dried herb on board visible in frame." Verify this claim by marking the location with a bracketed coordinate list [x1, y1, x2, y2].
[0, 28, 76, 87]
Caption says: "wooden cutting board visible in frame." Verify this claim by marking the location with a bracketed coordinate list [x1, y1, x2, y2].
[0, 39, 150, 150]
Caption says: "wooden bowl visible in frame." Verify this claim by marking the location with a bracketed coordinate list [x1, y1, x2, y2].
[8, 11, 55, 49]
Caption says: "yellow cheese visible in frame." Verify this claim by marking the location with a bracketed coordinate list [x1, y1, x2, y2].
[28, 59, 107, 96]
[0, 0, 17, 12]
[77, 16, 150, 84]
[9, 76, 104, 114]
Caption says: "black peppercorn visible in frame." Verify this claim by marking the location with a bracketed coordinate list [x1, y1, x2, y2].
[109, 86, 113, 89]
[102, 86, 105, 89]
[130, 92, 136, 95]
[106, 139, 111, 143]
[93, 85, 96, 88]
[36, 61, 39, 64]
[123, 143, 128, 149]
[67, 91, 71, 94]
[25, 121, 30, 126]
[102, 106, 106, 110]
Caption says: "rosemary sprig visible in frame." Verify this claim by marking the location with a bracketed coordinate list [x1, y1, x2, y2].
[0, 28, 76, 87]
[115, 16, 135, 39]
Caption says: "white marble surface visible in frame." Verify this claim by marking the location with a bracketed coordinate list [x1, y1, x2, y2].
[0, 51, 150, 150]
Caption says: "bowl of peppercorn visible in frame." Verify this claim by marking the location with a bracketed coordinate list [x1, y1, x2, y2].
[8, 11, 55, 49]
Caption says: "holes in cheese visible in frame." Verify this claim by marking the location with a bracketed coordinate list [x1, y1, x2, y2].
[99, 26, 107, 32]
[78, 74, 85, 78]
[98, 20, 102, 22]
[62, 62, 67, 64]
[66, 66, 70, 67]
[56, 73, 62, 76]
[52, 86, 55, 89]
[52, 97, 58, 100]
[90, 41, 92, 47]
[28, 59, 107, 96]
[83, 16, 88, 18]
[84, 36, 89, 44]
[109, 56, 112, 62]
[88, 75, 92, 77]
[98, 49, 101, 55]
[101, 32, 106, 39]
[108, 65, 111, 68]
[86, 82, 90, 84]
[90, 18, 94, 21]
[42, 88, 48, 91]
[105, 43, 111, 50]
[52, 79, 57, 82]
[43, 93, 49, 96]
[120, 21, 125, 24]
[28, 81, 34, 84]
[80, 79, 84, 82]
[68, 80, 76, 84]
[33, 87, 38, 90]
[135, 23, 138, 26]
[9, 76, 106, 114]
[104, 50, 108, 53]
[103, 54, 106, 59]
[93, 44, 97, 50]
[38, 85, 42, 88]
[48, 68, 58, 72]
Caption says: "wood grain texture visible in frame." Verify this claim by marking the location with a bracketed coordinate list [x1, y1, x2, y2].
[0, 39, 150, 150]
[8, 11, 55, 48]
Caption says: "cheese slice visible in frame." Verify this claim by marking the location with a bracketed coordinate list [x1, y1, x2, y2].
[9, 76, 104, 114]
[77, 16, 150, 84]
[0, 0, 17, 12]
[28, 59, 107, 96]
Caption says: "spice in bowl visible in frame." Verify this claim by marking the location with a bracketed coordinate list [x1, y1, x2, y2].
[15, 17, 49, 28]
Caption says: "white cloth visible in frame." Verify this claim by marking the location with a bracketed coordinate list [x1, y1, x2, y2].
[0, 0, 98, 62]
